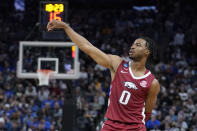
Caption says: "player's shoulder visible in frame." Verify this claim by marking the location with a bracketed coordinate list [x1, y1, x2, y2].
[150, 78, 160, 92]
[145, 78, 160, 96]
[107, 54, 123, 71]
[108, 54, 122, 61]
[152, 78, 159, 85]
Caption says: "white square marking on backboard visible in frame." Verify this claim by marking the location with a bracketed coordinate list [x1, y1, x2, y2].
[38, 57, 59, 74]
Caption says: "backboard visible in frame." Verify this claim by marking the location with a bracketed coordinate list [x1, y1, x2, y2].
[17, 41, 80, 79]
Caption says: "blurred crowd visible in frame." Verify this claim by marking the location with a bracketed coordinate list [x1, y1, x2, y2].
[0, 0, 197, 131]
[0, 79, 64, 130]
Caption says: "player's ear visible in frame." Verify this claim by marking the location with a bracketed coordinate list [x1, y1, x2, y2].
[145, 49, 150, 56]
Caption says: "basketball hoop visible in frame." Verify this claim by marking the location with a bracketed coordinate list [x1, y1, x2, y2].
[37, 69, 54, 86]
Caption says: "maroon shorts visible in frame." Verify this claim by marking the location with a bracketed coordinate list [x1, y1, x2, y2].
[100, 119, 146, 131]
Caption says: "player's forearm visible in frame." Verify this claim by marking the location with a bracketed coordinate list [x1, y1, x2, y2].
[145, 99, 155, 113]
[144, 103, 153, 121]
[63, 24, 93, 52]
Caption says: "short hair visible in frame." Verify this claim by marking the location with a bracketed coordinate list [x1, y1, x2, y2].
[140, 36, 157, 68]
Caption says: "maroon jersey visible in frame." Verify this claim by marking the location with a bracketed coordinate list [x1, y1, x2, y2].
[105, 60, 155, 125]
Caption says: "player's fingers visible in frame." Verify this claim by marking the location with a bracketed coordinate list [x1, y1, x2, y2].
[48, 25, 56, 31]
[47, 21, 53, 27]
[47, 22, 55, 31]
[47, 24, 52, 31]
[48, 27, 53, 31]
[47, 22, 51, 30]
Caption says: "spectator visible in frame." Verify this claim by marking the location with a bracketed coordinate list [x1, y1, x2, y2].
[146, 114, 161, 129]
[176, 115, 188, 130]
[25, 83, 37, 97]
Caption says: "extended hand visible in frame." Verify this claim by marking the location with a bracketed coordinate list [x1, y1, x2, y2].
[47, 20, 68, 31]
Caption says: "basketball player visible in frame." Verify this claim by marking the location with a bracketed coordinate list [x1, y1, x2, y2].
[47, 20, 160, 131]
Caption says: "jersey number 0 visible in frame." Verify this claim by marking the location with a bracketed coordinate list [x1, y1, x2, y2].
[119, 90, 131, 105]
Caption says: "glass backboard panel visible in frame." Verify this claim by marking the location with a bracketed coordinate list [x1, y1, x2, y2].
[17, 41, 79, 79]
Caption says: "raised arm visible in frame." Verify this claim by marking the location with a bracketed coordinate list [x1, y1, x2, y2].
[144, 79, 160, 122]
[47, 20, 122, 70]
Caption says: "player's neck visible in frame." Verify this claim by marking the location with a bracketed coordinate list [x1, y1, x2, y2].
[131, 59, 146, 72]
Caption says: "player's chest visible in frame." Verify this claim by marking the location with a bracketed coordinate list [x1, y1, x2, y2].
[113, 73, 149, 95]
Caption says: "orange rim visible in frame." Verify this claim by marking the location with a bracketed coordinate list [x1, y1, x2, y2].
[37, 69, 53, 75]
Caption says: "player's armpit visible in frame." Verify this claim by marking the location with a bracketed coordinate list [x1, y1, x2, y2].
[107, 55, 122, 81]
[107, 54, 122, 71]
[145, 79, 160, 114]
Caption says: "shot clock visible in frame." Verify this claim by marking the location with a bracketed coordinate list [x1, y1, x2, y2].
[39, 1, 68, 30]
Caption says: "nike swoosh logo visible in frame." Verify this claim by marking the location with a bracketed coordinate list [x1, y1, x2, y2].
[121, 70, 127, 73]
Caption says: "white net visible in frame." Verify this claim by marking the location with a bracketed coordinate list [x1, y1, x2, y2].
[37, 69, 53, 86]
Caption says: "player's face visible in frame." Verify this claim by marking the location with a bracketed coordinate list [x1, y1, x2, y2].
[129, 38, 149, 61]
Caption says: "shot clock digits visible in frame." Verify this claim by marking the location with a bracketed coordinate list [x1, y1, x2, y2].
[45, 3, 64, 22]
[39, 1, 67, 30]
